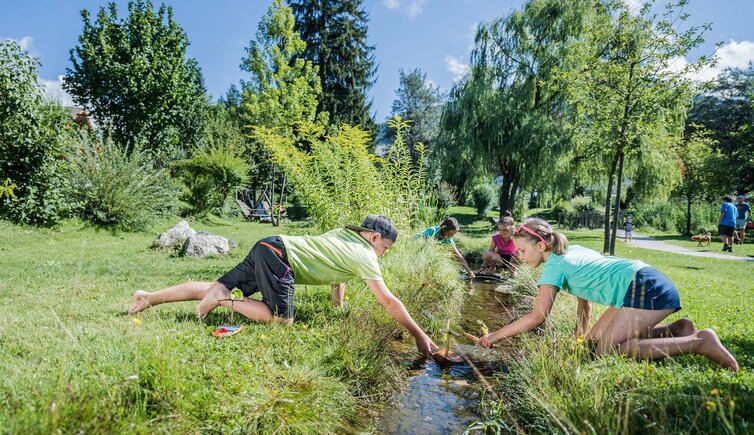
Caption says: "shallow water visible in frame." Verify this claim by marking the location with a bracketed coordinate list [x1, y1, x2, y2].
[374, 280, 515, 434]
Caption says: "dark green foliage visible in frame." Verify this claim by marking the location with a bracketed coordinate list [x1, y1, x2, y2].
[174, 107, 250, 216]
[289, 0, 377, 133]
[0, 40, 74, 226]
[64, 0, 208, 164]
[383, 68, 443, 163]
[68, 133, 178, 231]
[438, 0, 589, 215]
[471, 185, 493, 217]
[687, 66, 754, 194]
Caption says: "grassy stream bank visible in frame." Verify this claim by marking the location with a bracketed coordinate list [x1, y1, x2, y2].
[0, 218, 466, 433]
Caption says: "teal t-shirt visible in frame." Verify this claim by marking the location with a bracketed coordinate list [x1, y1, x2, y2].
[537, 245, 648, 308]
[280, 228, 383, 285]
[417, 226, 456, 247]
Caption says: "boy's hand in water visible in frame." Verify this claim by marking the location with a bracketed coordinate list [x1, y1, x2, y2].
[416, 334, 439, 357]
[479, 333, 497, 348]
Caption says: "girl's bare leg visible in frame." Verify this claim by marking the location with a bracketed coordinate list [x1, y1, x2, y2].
[586, 307, 618, 342]
[595, 308, 738, 371]
[650, 318, 696, 338]
[130, 281, 215, 314]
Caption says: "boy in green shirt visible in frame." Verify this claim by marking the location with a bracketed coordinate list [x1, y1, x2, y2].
[129, 215, 438, 356]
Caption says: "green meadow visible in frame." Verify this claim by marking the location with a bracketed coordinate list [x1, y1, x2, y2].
[0, 218, 465, 433]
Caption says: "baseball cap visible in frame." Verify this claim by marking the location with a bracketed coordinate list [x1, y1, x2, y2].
[346, 214, 398, 242]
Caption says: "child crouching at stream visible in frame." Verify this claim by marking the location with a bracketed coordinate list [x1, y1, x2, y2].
[479, 218, 739, 371]
[129, 215, 439, 356]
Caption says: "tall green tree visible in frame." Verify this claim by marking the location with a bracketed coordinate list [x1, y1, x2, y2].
[64, 0, 208, 163]
[562, 0, 713, 254]
[240, 0, 323, 139]
[687, 67, 754, 194]
[673, 128, 722, 234]
[383, 68, 443, 163]
[289, 0, 377, 133]
[438, 0, 592, 215]
[0, 40, 72, 225]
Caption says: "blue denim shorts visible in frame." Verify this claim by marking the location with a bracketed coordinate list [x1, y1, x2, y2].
[622, 266, 681, 312]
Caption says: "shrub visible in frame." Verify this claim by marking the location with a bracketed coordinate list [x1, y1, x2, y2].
[471, 184, 493, 216]
[570, 195, 598, 212]
[68, 133, 178, 231]
[0, 40, 74, 225]
[255, 118, 441, 231]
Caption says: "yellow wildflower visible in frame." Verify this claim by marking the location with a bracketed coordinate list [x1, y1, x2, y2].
[710, 388, 719, 396]
[132, 317, 142, 326]
[706, 401, 716, 412]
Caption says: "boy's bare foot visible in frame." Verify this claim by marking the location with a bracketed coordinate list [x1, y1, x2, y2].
[696, 329, 739, 372]
[129, 290, 152, 314]
[196, 285, 229, 320]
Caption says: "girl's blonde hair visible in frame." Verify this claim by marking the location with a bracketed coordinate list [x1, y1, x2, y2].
[513, 218, 568, 255]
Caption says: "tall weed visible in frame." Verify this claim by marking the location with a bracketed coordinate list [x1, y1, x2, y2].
[67, 133, 178, 231]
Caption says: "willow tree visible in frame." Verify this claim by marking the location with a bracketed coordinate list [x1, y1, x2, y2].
[438, 0, 593, 215]
[562, 0, 713, 254]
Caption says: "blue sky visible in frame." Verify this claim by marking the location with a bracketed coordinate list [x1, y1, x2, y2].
[3, 0, 754, 122]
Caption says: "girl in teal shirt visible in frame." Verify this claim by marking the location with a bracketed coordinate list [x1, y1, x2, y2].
[479, 218, 738, 371]
[418, 217, 475, 278]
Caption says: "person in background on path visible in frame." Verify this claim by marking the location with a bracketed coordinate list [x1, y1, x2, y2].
[623, 216, 635, 243]
[479, 218, 739, 372]
[734, 195, 751, 245]
[479, 212, 520, 275]
[718, 195, 738, 252]
[129, 215, 439, 356]
[417, 217, 475, 278]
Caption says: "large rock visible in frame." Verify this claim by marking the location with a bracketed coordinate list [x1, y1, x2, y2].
[181, 231, 231, 258]
[152, 220, 196, 250]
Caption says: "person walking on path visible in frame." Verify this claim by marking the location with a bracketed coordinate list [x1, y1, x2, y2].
[734, 195, 751, 244]
[479, 218, 739, 372]
[129, 215, 439, 356]
[623, 216, 635, 243]
[718, 195, 738, 252]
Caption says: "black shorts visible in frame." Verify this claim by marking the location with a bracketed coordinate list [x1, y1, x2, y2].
[622, 267, 681, 312]
[718, 224, 735, 237]
[217, 236, 295, 318]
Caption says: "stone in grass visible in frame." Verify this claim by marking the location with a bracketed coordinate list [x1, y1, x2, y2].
[152, 220, 196, 251]
[181, 231, 231, 258]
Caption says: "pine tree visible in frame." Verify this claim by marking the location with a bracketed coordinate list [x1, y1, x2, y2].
[289, 0, 377, 133]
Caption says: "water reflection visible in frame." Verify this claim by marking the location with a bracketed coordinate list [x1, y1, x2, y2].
[375, 281, 514, 434]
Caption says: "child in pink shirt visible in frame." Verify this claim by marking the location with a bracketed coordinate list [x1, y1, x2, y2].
[479, 214, 520, 274]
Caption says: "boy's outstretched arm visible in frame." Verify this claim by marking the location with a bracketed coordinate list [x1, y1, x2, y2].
[480, 285, 558, 347]
[365, 279, 438, 356]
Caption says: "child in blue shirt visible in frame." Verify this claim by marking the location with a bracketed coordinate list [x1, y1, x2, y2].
[479, 218, 739, 372]
[417, 217, 475, 278]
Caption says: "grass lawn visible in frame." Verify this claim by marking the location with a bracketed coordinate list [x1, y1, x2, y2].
[444, 203, 754, 433]
[0, 218, 466, 433]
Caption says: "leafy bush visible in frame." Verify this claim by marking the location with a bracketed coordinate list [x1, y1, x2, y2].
[671, 201, 719, 235]
[630, 201, 681, 232]
[570, 195, 598, 212]
[255, 118, 441, 231]
[436, 181, 458, 211]
[0, 40, 74, 226]
[471, 184, 493, 216]
[68, 133, 178, 231]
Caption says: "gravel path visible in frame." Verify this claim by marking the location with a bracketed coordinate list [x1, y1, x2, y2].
[617, 230, 754, 262]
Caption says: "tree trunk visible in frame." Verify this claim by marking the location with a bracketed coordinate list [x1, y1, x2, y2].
[602, 155, 619, 253]
[499, 176, 512, 218]
[686, 192, 692, 236]
[610, 151, 625, 255]
[507, 178, 520, 213]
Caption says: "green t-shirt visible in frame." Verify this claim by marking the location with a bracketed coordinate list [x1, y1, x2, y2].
[280, 228, 383, 285]
[537, 245, 648, 308]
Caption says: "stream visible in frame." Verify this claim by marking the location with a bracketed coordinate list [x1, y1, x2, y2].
[375, 279, 516, 434]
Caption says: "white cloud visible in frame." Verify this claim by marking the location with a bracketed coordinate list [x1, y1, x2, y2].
[382, 0, 427, 17]
[382, 0, 400, 10]
[18, 36, 34, 51]
[445, 55, 469, 81]
[624, 0, 643, 14]
[688, 39, 754, 82]
[39, 75, 75, 106]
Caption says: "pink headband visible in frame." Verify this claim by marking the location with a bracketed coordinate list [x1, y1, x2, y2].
[515, 224, 547, 245]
